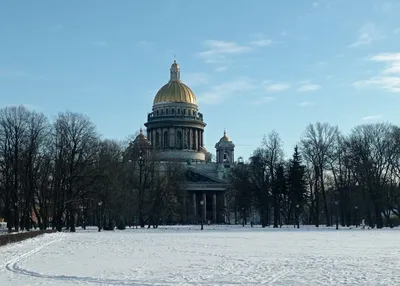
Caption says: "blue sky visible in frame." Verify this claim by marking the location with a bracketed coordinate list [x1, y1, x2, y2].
[1, 0, 399, 159]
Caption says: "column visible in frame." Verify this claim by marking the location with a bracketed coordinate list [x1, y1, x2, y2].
[202, 192, 207, 222]
[152, 129, 156, 149]
[195, 129, 199, 150]
[158, 128, 163, 149]
[192, 193, 197, 220]
[223, 194, 227, 224]
[200, 130, 203, 148]
[182, 193, 187, 223]
[213, 193, 217, 223]
[169, 128, 175, 149]
[189, 129, 193, 150]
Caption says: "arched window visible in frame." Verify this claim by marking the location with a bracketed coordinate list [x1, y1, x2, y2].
[156, 110, 159, 116]
[177, 131, 182, 149]
[166, 109, 169, 115]
[183, 109, 186, 115]
[161, 109, 164, 115]
[172, 109, 175, 114]
[163, 131, 169, 148]
[224, 151, 230, 163]
[177, 108, 180, 114]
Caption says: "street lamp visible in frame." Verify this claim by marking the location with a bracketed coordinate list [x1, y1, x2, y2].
[355, 206, 359, 228]
[200, 200, 204, 230]
[334, 200, 339, 230]
[241, 207, 245, 227]
[138, 154, 145, 228]
[98, 201, 103, 232]
[296, 204, 300, 229]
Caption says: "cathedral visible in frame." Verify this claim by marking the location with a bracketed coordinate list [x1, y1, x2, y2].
[132, 60, 236, 224]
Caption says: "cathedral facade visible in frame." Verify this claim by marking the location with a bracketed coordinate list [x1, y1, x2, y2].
[136, 60, 235, 224]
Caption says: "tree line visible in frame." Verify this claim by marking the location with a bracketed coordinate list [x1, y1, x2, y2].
[1, 105, 399, 232]
[0, 105, 186, 233]
[227, 123, 400, 229]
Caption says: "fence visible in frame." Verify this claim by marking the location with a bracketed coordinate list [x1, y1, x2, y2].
[0, 230, 58, 247]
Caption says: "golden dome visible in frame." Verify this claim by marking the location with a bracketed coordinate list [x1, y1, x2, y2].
[220, 130, 230, 141]
[133, 128, 148, 144]
[153, 81, 197, 105]
[153, 60, 197, 105]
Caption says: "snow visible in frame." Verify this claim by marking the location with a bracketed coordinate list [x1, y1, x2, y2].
[0, 225, 399, 285]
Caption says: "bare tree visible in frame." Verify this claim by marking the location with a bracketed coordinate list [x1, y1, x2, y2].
[347, 123, 396, 228]
[0, 106, 30, 231]
[262, 131, 284, 228]
[301, 122, 339, 226]
[51, 112, 100, 232]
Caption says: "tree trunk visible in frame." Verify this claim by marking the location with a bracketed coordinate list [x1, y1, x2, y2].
[320, 171, 330, 226]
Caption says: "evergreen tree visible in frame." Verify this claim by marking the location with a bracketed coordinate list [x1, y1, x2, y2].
[288, 146, 307, 227]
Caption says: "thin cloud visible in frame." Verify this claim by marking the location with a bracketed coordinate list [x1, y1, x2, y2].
[362, 114, 383, 121]
[183, 73, 209, 87]
[265, 82, 290, 92]
[250, 96, 276, 105]
[214, 66, 228, 72]
[198, 79, 256, 105]
[353, 76, 400, 92]
[198, 40, 252, 63]
[298, 83, 321, 92]
[250, 39, 273, 47]
[353, 53, 400, 93]
[349, 23, 383, 48]
[312, 2, 319, 8]
[299, 101, 316, 107]
[250, 33, 274, 47]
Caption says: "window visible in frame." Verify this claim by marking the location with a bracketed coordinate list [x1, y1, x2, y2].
[161, 109, 164, 115]
[166, 109, 169, 115]
[172, 109, 175, 114]
[156, 110, 159, 116]
[178, 109, 180, 114]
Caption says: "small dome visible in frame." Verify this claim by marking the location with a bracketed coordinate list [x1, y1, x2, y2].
[133, 128, 149, 145]
[153, 60, 197, 105]
[219, 130, 230, 142]
[171, 60, 180, 71]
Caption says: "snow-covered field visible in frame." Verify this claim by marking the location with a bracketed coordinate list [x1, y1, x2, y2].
[0, 225, 399, 285]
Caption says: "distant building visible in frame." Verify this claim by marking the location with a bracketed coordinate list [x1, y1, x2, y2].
[132, 60, 236, 224]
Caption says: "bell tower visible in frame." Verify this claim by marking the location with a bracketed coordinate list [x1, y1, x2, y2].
[215, 130, 235, 166]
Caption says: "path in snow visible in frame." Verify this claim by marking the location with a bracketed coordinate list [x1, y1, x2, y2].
[0, 226, 399, 285]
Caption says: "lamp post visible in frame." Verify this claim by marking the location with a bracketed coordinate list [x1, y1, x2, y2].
[335, 200, 339, 230]
[200, 200, 204, 230]
[138, 154, 145, 228]
[296, 204, 300, 229]
[241, 207, 245, 227]
[355, 206, 359, 228]
[98, 201, 103, 232]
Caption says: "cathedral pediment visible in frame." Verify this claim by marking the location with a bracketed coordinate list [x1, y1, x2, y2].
[186, 169, 223, 184]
